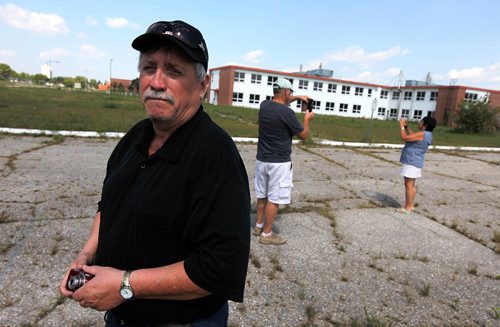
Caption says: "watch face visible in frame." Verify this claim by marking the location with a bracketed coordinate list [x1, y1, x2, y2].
[120, 287, 133, 299]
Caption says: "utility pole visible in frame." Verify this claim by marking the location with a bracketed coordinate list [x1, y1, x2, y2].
[363, 97, 378, 143]
[396, 70, 403, 119]
[109, 58, 113, 95]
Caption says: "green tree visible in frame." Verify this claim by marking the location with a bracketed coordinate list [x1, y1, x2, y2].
[88, 78, 98, 89]
[116, 83, 125, 94]
[17, 72, 30, 81]
[0, 63, 15, 80]
[32, 74, 49, 85]
[129, 78, 139, 94]
[455, 101, 498, 134]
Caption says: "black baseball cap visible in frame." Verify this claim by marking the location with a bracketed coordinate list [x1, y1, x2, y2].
[132, 20, 209, 70]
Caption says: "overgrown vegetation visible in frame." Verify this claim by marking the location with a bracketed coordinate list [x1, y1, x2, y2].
[454, 101, 499, 134]
[1, 82, 499, 147]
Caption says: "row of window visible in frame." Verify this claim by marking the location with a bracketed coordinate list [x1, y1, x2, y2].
[234, 71, 439, 101]
[464, 92, 489, 103]
[377, 107, 427, 120]
[378, 90, 438, 101]
[233, 93, 429, 119]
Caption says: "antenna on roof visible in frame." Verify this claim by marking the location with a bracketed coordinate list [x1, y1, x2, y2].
[425, 72, 432, 84]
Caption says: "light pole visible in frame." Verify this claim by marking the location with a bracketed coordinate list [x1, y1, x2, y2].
[109, 58, 113, 95]
[363, 97, 378, 143]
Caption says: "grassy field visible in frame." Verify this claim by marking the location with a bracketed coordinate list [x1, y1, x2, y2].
[1, 82, 499, 147]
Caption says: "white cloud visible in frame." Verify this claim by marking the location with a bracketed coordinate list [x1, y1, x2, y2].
[86, 15, 98, 26]
[0, 49, 16, 58]
[449, 66, 485, 80]
[242, 50, 264, 63]
[106, 17, 129, 28]
[79, 44, 106, 59]
[448, 62, 500, 85]
[326, 45, 409, 66]
[39, 48, 71, 60]
[356, 68, 403, 85]
[0, 4, 68, 36]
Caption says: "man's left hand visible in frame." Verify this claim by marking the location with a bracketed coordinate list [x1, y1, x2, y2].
[71, 265, 125, 311]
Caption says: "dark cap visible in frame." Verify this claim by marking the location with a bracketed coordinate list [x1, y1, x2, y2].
[132, 20, 208, 71]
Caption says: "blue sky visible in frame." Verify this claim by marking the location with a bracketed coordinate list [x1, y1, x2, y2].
[1, 0, 499, 90]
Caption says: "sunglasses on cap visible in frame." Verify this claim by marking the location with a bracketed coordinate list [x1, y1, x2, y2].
[144, 21, 207, 62]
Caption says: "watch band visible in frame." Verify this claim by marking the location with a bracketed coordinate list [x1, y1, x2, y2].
[122, 270, 132, 287]
[120, 270, 135, 300]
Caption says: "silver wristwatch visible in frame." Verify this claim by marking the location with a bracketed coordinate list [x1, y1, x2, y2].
[119, 270, 134, 300]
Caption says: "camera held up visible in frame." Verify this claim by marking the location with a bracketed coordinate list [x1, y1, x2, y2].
[307, 99, 314, 112]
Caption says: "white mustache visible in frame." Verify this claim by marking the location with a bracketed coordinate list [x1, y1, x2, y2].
[143, 89, 175, 105]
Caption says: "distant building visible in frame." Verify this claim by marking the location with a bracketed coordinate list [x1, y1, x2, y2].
[98, 78, 137, 94]
[208, 65, 500, 126]
[41, 64, 52, 79]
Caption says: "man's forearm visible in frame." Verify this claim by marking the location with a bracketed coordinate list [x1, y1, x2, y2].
[130, 261, 211, 301]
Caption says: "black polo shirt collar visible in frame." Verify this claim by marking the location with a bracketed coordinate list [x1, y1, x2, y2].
[133, 106, 204, 163]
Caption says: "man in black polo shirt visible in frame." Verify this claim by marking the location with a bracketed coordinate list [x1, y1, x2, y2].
[60, 20, 250, 326]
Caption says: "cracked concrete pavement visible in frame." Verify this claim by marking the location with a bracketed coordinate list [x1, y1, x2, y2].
[0, 134, 499, 326]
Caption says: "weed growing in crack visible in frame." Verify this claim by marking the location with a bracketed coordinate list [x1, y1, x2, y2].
[450, 298, 460, 311]
[363, 307, 387, 326]
[249, 252, 261, 269]
[394, 249, 409, 260]
[0, 210, 9, 223]
[489, 306, 500, 320]
[297, 286, 306, 301]
[419, 283, 431, 297]
[298, 303, 318, 326]
[467, 262, 478, 275]
[270, 255, 282, 272]
[412, 250, 430, 263]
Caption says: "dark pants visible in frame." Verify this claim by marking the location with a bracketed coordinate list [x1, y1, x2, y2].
[104, 302, 228, 327]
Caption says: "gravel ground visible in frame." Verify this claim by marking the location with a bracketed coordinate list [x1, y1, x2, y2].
[0, 134, 498, 326]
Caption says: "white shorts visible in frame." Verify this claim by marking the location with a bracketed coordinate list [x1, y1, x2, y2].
[400, 164, 422, 178]
[255, 160, 293, 204]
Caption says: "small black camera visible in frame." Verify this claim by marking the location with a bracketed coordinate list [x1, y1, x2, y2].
[307, 99, 314, 112]
[66, 269, 94, 291]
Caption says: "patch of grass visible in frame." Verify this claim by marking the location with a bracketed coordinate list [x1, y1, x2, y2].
[467, 262, 478, 275]
[419, 283, 431, 297]
[270, 255, 283, 272]
[367, 259, 384, 272]
[0, 211, 9, 223]
[266, 255, 283, 280]
[2, 83, 500, 146]
[297, 284, 306, 301]
[305, 304, 317, 321]
[490, 306, 500, 320]
[412, 250, 430, 263]
[362, 307, 387, 327]
[394, 250, 409, 260]
[450, 298, 460, 312]
[249, 252, 261, 269]
[493, 231, 500, 243]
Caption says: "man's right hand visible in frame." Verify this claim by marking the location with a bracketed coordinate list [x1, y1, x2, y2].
[304, 110, 314, 122]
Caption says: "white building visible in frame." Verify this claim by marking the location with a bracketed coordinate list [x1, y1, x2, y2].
[208, 65, 500, 125]
[41, 64, 52, 79]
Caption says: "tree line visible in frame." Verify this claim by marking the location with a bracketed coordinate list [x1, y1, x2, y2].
[0, 62, 141, 92]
